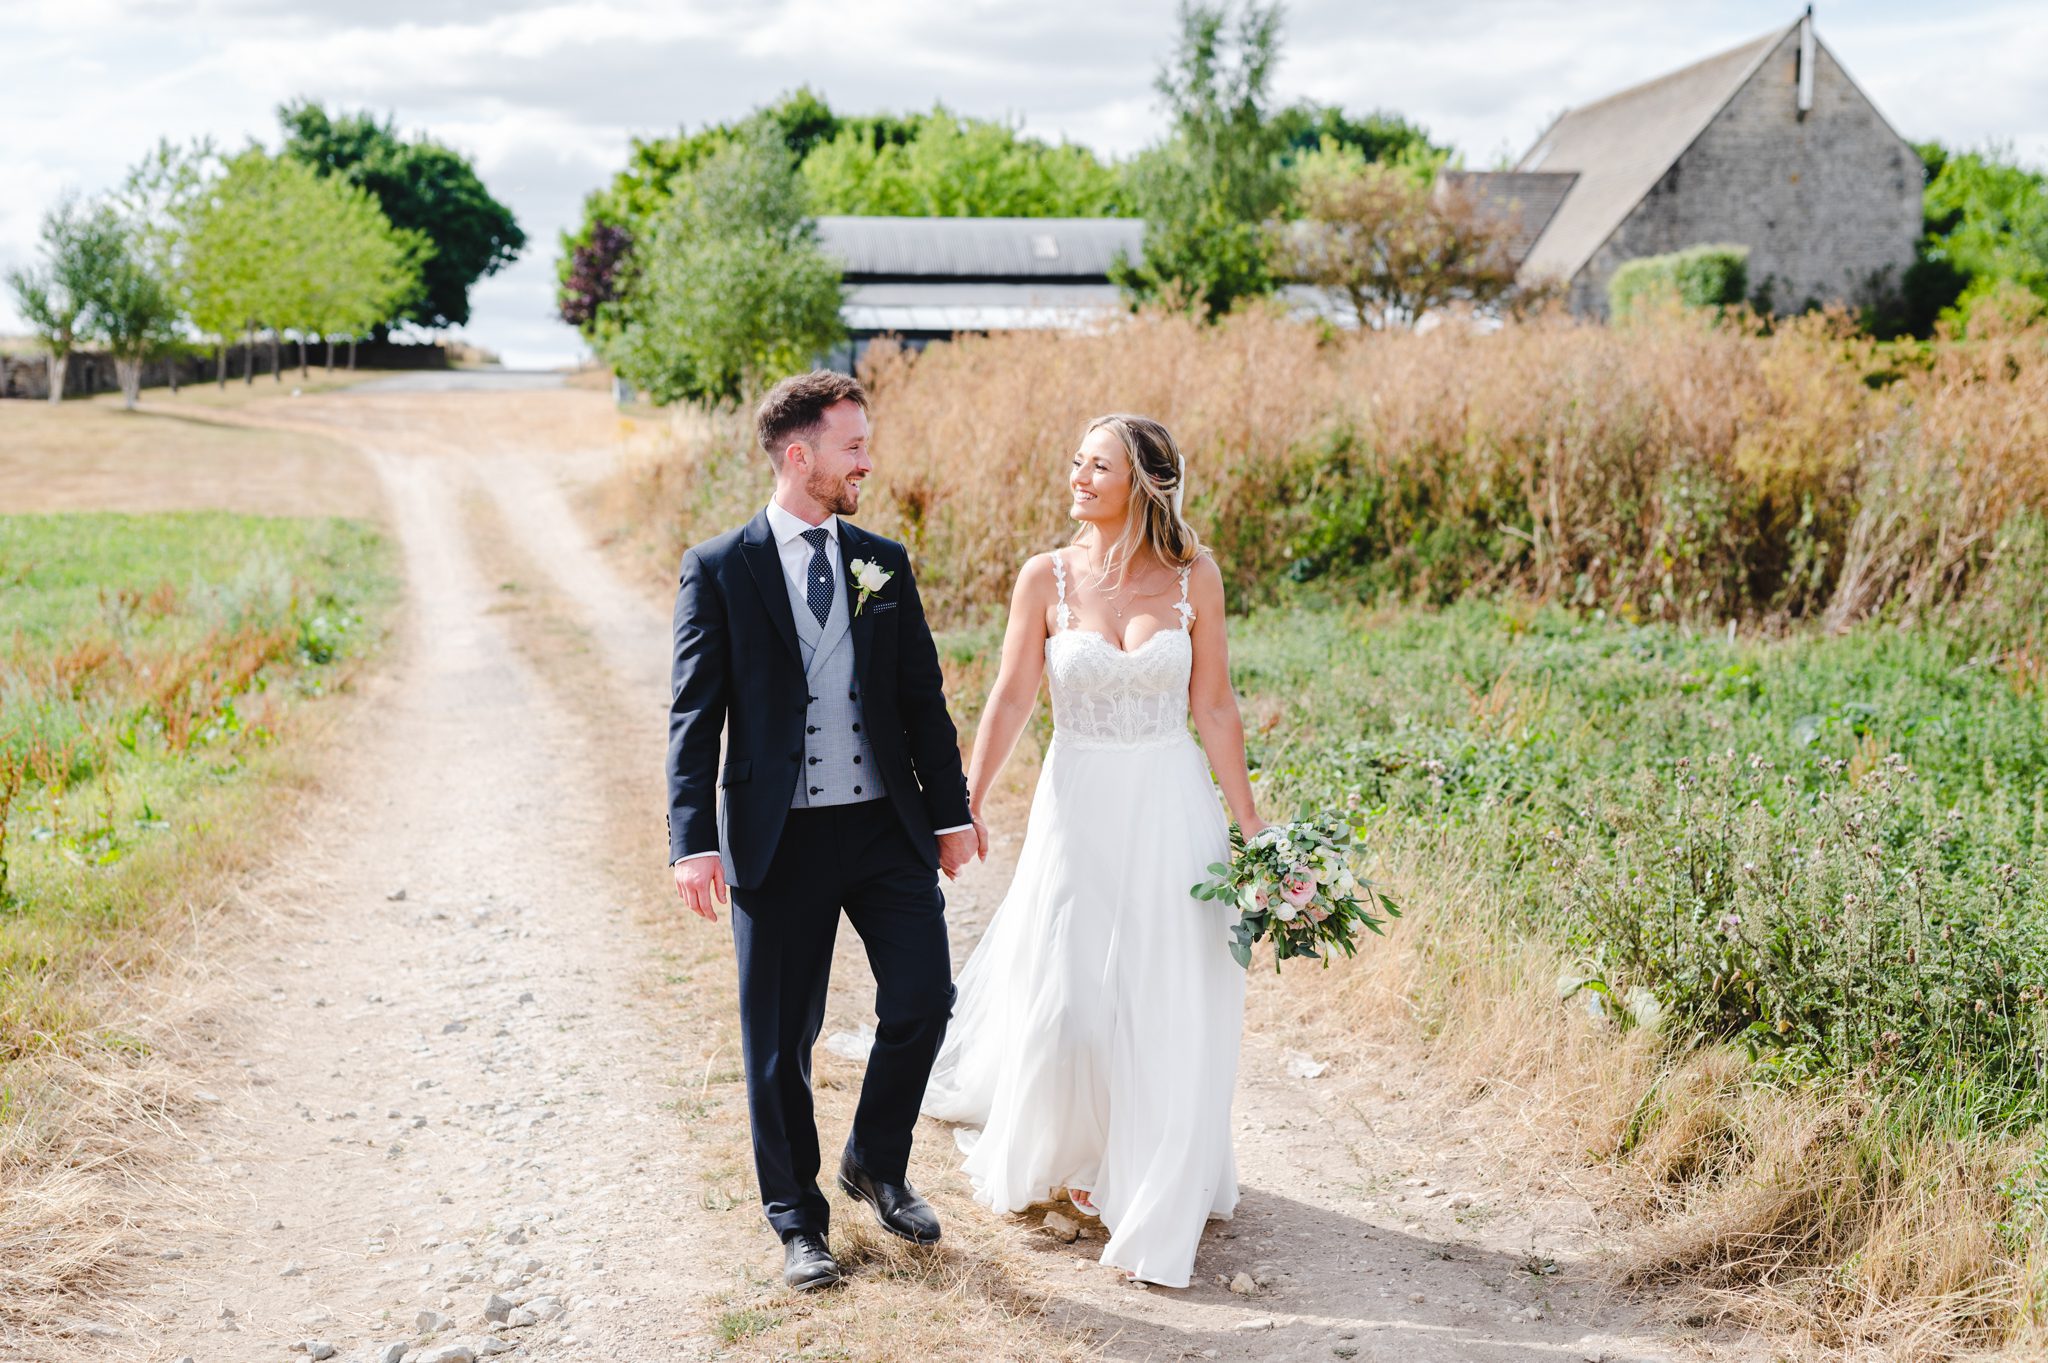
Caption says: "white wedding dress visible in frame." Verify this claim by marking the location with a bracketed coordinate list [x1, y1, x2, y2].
[922, 551, 1245, 1288]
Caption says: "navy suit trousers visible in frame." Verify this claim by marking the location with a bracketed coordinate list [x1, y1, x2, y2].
[728, 800, 954, 1241]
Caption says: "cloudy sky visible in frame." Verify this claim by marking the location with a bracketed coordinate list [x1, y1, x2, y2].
[3, 0, 2042, 367]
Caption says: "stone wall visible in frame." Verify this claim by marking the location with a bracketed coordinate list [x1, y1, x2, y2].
[0, 338, 451, 400]
[1570, 30, 1922, 315]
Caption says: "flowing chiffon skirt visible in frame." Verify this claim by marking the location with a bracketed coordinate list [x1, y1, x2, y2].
[922, 731, 1245, 1288]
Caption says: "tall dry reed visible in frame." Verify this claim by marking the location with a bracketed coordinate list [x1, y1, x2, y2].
[606, 304, 2048, 633]
[865, 305, 2046, 625]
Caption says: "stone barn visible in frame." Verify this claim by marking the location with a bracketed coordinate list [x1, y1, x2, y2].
[1446, 9, 1923, 316]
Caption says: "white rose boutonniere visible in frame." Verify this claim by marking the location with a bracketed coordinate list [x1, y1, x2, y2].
[848, 558, 893, 615]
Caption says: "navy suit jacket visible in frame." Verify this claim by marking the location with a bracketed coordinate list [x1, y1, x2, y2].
[665, 510, 971, 890]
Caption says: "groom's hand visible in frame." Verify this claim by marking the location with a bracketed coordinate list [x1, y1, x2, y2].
[673, 856, 728, 922]
[936, 827, 978, 880]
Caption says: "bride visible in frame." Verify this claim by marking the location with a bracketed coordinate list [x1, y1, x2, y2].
[922, 413, 1265, 1289]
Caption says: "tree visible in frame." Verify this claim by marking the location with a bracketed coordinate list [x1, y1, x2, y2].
[115, 138, 218, 390]
[1922, 144, 2048, 318]
[1112, 1, 1292, 317]
[608, 127, 844, 404]
[181, 148, 421, 384]
[799, 107, 1130, 217]
[557, 89, 1133, 343]
[1275, 104, 1445, 169]
[182, 148, 281, 384]
[91, 227, 184, 409]
[1275, 145, 1517, 328]
[557, 89, 882, 343]
[279, 100, 522, 330]
[5, 195, 123, 404]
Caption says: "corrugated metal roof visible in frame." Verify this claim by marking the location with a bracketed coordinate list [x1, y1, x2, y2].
[1437, 171, 1580, 267]
[1513, 22, 1793, 283]
[816, 216, 1145, 281]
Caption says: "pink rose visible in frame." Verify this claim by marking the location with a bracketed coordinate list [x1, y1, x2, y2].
[1280, 867, 1317, 908]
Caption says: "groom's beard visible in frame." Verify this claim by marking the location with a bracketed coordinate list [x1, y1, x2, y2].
[808, 468, 860, 517]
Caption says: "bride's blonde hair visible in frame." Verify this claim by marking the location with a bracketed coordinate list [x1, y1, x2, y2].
[1075, 414, 1202, 587]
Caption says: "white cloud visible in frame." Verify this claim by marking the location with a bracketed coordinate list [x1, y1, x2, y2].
[2, 0, 2042, 367]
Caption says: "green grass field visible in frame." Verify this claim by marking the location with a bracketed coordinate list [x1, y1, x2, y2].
[0, 511, 393, 1060]
[1234, 593, 2048, 1117]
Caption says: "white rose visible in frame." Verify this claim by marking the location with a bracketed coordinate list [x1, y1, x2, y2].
[1272, 898, 1300, 922]
[851, 559, 889, 593]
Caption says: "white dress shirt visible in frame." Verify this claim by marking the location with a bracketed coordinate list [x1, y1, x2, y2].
[674, 501, 970, 866]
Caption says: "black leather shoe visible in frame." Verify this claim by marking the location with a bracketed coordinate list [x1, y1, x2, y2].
[782, 1231, 843, 1291]
[838, 1154, 942, 1244]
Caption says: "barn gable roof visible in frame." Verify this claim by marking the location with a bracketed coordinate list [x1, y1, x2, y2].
[1512, 22, 1795, 283]
[1436, 170, 1580, 268]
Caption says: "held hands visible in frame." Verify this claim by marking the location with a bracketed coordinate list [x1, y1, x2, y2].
[937, 814, 989, 880]
[673, 856, 728, 923]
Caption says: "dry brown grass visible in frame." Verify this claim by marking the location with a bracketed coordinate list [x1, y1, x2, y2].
[1250, 847, 2048, 1360]
[0, 737, 334, 1345]
[0, 391, 383, 519]
[603, 305, 2048, 635]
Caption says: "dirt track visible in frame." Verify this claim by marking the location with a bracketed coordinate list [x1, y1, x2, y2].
[32, 380, 1761, 1362]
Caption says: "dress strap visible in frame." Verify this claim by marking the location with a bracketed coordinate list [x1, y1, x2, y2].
[1051, 550, 1072, 632]
[1174, 563, 1196, 629]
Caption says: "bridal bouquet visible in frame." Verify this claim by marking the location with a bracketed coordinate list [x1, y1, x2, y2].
[1192, 811, 1400, 971]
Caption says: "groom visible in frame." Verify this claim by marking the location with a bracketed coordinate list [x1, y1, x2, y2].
[666, 370, 983, 1290]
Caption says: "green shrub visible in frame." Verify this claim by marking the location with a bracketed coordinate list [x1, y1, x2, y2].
[1608, 243, 1751, 318]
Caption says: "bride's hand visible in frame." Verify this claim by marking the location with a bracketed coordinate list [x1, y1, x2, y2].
[1237, 814, 1268, 840]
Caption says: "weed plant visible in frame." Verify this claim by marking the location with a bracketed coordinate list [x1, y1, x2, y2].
[0, 511, 392, 1061]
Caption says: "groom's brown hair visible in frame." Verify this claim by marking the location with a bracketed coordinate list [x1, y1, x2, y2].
[757, 370, 869, 466]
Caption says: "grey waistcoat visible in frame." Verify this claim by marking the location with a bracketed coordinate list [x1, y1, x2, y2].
[786, 548, 886, 809]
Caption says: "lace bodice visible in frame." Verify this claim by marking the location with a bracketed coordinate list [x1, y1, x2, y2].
[1045, 551, 1196, 750]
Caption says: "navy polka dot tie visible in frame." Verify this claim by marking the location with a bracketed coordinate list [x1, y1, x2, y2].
[801, 527, 834, 626]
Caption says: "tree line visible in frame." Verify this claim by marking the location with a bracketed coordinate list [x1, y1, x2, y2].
[6, 102, 523, 408]
[554, 3, 1469, 404]
[562, 1, 2048, 409]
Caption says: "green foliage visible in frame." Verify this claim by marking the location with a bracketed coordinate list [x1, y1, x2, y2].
[1608, 243, 1750, 319]
[90, 225, 184, 407]
[605, 127, 845, 404]
[0, 511, 391, 1045]
[4, 194, 126, 376]
[279, 99, 523, 330]
[554, 89, 848, 345]
[799, 106, 1130, 217]
[1866, 142, 2045, 338]
[1274, 104, 1446, 169]
[557, 89, 1130, 343]
[1112, 1, 1293, 317]
[1923, 144, 2048, 321]
[1233, 597, 2048, 1123]
[180, 148, 424, 355]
